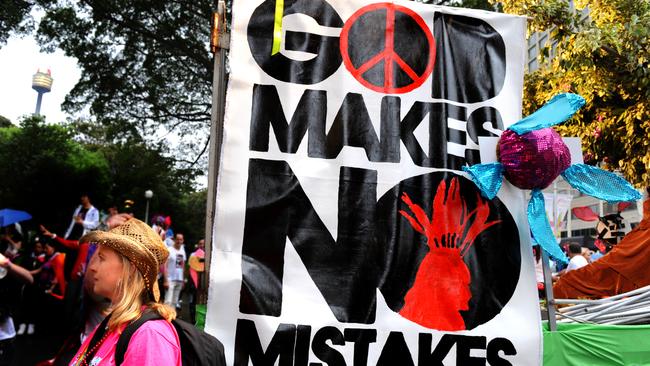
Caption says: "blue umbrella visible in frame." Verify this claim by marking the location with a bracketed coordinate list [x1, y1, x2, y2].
[0, 209, 32, 227]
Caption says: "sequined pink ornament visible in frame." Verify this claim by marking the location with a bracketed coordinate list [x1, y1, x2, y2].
[498, 128, 571, 190]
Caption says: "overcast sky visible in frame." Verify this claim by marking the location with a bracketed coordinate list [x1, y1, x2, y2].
[0, 35, 80, 124]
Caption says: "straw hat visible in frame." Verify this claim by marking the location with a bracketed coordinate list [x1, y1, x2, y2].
[81, 217, 169, 302]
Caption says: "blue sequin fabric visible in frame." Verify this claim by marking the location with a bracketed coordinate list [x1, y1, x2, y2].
[562, 164, 641, 203]
[509, 93, 586, 135]
[528, 189, 569, 263]
[462, 163, 504, 199]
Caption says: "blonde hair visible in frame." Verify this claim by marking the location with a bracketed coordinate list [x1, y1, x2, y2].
[108, 255, 176, 332]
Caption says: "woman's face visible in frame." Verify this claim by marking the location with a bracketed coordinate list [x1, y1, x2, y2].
[88, 245, 124, 302]
[44, 243, 55, 256]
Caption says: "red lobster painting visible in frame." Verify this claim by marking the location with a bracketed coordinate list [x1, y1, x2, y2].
[399, 177, 501, 330]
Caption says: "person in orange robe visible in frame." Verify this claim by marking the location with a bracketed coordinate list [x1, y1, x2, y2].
[554, 189, 650, 299]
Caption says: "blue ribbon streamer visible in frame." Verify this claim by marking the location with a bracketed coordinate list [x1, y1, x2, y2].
[528, 189, 569, 263]
[562, 164, 641, 202]
[509, 93, 586, 135]
[462, 163, 504, 199]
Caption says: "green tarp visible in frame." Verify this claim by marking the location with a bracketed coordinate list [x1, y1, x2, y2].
[544, 322, 650, 365]
[195, 304, 207, 330]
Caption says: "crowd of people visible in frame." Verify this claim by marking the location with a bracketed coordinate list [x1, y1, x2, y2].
[2, 189, 646, 364]
[0, 194, 206, 365]
[533, 241, 606, 293]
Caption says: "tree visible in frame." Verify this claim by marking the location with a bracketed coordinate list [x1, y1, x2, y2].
[0, 115, 204, 239]
[174, 188, 208, 248]
[0, 116, 111, 232]
[0, 0, 34, 47]
[97, 140, 198, 222]
[416, 0, 496, 11]
[35, 0, 216, 168]
[0, 115, 12, 128]
[496, 0, 650, 187]
[69, 117, 200, 224]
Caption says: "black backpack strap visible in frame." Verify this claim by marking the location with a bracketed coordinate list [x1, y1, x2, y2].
[114, 311, 163, 365]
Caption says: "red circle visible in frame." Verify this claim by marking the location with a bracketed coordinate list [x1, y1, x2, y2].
[340, 3, 436, 94]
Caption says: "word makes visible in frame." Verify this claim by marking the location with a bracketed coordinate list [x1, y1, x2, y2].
[250, 84, 503, 169]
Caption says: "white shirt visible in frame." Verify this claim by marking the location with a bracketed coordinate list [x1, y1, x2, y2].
[166, 246, 186, 282]
[64, 205, 100, 239]
[566, 255, 588, 272]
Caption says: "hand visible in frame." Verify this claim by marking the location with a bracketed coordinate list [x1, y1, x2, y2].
[39, 225, 54, 238]
[163, 279, 169, 289]
[74, 216, 84, 224]
[106, 213, 133, 230]
[0, 253, 9, 268]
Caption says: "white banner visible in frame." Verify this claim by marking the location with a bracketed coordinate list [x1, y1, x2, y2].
[206, 1, 540, 365]
[544, 193, 573, 233]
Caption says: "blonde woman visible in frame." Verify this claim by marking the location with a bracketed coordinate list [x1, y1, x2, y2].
[69, 218, 181, 366]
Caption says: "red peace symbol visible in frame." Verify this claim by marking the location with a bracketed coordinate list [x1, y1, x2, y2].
[340, 3, 436, 94]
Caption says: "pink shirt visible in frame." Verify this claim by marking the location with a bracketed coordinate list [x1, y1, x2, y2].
[69, 319, 181, 365]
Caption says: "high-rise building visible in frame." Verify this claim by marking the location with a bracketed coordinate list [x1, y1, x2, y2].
[526, 0, 589, 72]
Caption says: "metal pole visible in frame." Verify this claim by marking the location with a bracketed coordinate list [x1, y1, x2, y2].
[542, 180, 560, 332]
[35, 93, 43, 116]
[202, 0, 229, 305]
[542, 249, 557, 331]
[145, 199, 150, 225]
[553, 181, 558, 237]
[564, 188, 572, 238]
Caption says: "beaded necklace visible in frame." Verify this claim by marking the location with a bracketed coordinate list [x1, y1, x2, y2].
[76, 334, 108, 365]
[75, 328, 110, 366]
[74, 320, 111, 366]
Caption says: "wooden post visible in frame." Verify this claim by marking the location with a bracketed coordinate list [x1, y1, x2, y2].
[201, 0, 229, 305]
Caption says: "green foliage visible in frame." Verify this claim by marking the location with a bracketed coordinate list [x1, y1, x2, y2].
[0, 0, 34, 47]
[174, 189, 208, 248]
[0, 116, 204, 238]
[96, 140, 197, 222]
[35, 0, 215, 168]
[415, 0, 497, 11]
[0, 115, 12, 128]
[0, 116, 111, 230]
[496, 0, 650, 187]
[0, 0, 213, 236]
[68, 117, 202, 235]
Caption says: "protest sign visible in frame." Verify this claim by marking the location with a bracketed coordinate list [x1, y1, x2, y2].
[206, 1, 538, 364]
